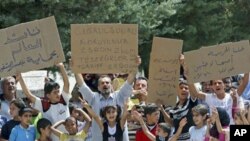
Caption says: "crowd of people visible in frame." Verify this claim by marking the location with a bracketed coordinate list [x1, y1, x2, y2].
[0, 55, 249, 141]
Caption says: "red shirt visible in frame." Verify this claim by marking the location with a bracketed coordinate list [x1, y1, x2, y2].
[135, 124, 158, 141]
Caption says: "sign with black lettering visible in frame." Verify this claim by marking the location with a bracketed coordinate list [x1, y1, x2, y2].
[71, 24, 138, 73]
[185, 40, 250, 83]
[0, 16, 65, 77]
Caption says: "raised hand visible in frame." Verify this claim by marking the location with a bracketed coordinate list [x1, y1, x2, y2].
[179, 117, 187, 127]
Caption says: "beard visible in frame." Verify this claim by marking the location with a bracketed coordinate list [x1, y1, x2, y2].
[101, 88, 111, 96]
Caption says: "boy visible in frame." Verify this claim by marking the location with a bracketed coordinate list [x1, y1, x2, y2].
[51, 116, 91, 141]
[18, 63, 70, 141]
[9, 107, 36, 141]
[1, 98, 26, 141]
[135, 103, 160, 141]
[133, 110, 187, 141]
[36, 118, 52, 141]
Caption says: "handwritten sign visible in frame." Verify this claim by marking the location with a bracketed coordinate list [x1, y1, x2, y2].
[16, 70, 47, 98]
[0, 16, 65, 77]
[71, 24, 138, 73]
[185, 40, 250, 83]
[148, 37, 183, 106]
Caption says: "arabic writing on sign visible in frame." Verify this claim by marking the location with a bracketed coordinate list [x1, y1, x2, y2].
[148, 37, 183, 106]
[4, 27, 41, 45]
[0, 16, 65, 77]
[185, 40, 250, 83]
[0, 50, 58, 73]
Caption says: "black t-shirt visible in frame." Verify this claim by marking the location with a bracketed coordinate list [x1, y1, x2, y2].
[170, 97, 198, 140]
[103, 121, 123, 141]
[1, 120, 20, 140]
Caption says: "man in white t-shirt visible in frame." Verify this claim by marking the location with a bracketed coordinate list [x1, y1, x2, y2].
[18, 63, 70, 141]
[189, 74, 249, 124]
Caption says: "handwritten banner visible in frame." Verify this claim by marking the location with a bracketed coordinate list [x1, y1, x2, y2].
[16, 70, 47, 98]
[148, 37, 183, 106]
[0, 16, 65, 77]
[185, 40, 250, 83]
[71, 24, 138, 73]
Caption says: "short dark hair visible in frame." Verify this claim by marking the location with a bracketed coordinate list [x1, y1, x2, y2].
[144, 103, 159, 116]
[19, 107, 32, 116]
[101, 105, 122, 122]
[44, 81, 60, 95]
[37, 118, 52, 134]
[158, 122, 171, 134]
[10, 98, 26, 109]
[133, 76, 148, 88]
[179, 79, 188, 86]
[69, 103, 78, 115]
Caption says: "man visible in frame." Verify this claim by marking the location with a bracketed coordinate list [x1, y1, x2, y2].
[188, 74, 249, 124]
[0, 76, 17, 120]
[74, 56, 141, 141]
[132, 76, 148, 106]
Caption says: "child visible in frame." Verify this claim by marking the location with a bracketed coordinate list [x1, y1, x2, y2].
[68, 103, 92, 141]
[18, 63, 71, 141]
[135, 103, 160, 141]
[0, 98, 26, 141]
[132, 110, 187, 141]
[36, 118, 52, 141]
[9, 107, 36, 141]
[51, 115, 91, 141]
[82, 98, 129, 141]
[206, 107, 230, 141]
[189, 104, 209, 141]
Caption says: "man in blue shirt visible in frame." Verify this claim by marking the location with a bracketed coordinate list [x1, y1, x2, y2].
[74, 56, 141, 141]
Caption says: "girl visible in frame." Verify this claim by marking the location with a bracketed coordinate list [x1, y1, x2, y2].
[82, 98, 129, 141]
[205, 107, 230, 141]
[132, 110, 187, 141]
[189, 104, 209, 141]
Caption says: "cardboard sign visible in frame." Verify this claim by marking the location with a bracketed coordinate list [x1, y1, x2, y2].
[71, 24, 138, 73]
[185, 40, 250, 83]
[148, 37, 183, 106]
[0, 16, 65, 77]
[16, 70, 47, 98]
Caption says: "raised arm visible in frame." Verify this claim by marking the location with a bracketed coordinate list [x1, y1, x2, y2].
[74, 108, 92, 133]
[75, 73, 84, 87]
[237, 73, 249, 96]
[56, 63, 69, 94]
[169, 117, 187, 141]
[51, 120, 64, 137]
[205, 118, 212, 141]
[156, 99, 173, 126]
[120, 100, 129, 130]
[127, 56, 141, 84]
[160, 105, 173, 126]
[16, 73, 36, 103]
[180, 54, 206, 100]
[188, 84, 206, 100]
[239, 109, 249, 125]
[80, 98, 104, 132]
[133, 110, 155, 141]
[212, 108, 223, 133]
